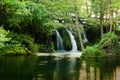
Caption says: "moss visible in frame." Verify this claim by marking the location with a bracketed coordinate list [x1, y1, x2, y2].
[57, 27, 72, 50]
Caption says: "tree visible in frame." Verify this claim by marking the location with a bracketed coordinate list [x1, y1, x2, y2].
[74, 0, 84, 50]
[91, 0, 109, 37]
[109, 0, 113, 32]
[109, 0, 120, 32]
[99, 1, 104, 37]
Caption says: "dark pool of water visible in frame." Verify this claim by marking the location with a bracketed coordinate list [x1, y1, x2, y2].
[0, 53, 120, 80]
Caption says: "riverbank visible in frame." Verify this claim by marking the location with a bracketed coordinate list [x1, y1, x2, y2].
[82, 32, 120, 58]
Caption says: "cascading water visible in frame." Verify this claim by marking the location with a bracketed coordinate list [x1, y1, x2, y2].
[66, 29, 77, 51]
[55, 30, 64, 51]
[81, 25, 88, 43]
[118, 25, 120, 28]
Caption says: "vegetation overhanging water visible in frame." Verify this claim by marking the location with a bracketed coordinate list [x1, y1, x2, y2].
[0, 0, 120, 80]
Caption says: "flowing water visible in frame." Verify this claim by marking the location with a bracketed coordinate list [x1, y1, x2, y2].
[81, 25, 88, 43]
[0, 52, 120, 80]
[55, 30, 64, 50]
[66, 29, 77, 51]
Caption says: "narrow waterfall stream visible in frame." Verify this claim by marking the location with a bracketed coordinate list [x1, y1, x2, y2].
[66, 29, 77, 51]
[55, 30, 64, 51]
[81, 25, 88, 43]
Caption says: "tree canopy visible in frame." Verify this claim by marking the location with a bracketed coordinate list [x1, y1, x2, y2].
[0, 0, 120, 55]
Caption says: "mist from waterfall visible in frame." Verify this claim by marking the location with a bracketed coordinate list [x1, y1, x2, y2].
[66, 29, 77, 51]
[55, 30, 64, 51]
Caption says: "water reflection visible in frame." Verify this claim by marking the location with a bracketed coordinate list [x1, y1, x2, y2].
[81, 58, 120, 80]
[34, 56, 82, 80]
[0, 56, 36, 80]
[0, 54, 120, 80]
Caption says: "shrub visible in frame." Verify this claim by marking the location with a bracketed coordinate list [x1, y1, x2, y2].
[99, 32, 116, 46]
[82, 44, 104, 57]
[82, 32, 120, 58]
[99, 32, 120, 55]
[39, 43, 55, 53]
[7, 33, 39, 53]
[0, 26, 11, 48]
[0, 28, 39, 56]
[0, 44, 29, 56]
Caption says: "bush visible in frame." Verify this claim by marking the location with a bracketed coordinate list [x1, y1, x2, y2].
[0, 27, 11, 48]
[39, 43, 55, 53]
[0, 28, 39, 56]
[82, 32, 120, 58]
[0, 44, 29, 56]
[7, 33, 39, 53]
[82, 44, 104, 57]
[99, 32, 120, 55]
[99, 32, 116, 46]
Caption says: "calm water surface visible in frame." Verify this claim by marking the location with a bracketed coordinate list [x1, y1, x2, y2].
[0, 52, 120, 80]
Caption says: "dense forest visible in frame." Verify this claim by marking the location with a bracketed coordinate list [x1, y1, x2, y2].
[0, 0, 120, 56]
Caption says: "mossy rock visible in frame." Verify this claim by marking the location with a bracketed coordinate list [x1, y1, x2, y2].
[57, 27, 72, 50]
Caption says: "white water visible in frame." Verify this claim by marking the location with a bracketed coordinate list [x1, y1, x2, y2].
[118, 25, 120, 28]
[81, 25, 88, 43]
[55, 30, 64, 50]
[37, 52, 82, 58]
[66, 29, 77, 51]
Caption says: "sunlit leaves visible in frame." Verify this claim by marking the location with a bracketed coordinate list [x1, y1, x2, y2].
[25, 1, 48, 20]
[0, 26, 11, 48]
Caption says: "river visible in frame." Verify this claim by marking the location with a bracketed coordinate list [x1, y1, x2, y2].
[0, 52, 120, 80]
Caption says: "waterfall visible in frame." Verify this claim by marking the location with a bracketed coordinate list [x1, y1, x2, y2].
[81, 25, 88, 43]
[66, 29, 77, 51]
[118, 25, 120, 28]
[55, 30, 64, 51]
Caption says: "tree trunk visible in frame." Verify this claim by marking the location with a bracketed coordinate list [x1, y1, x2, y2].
[85, 0, 89, 17]
[73, 0, 84, 50]
[109, 0, 113, 32]
[100, 2, 104, 38]
[2, 4, 6, 26]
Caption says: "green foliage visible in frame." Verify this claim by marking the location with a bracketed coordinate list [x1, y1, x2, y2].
[82, 45, 104, 58]
[0, 44, 28, 56]
[0, 27, 11, 48]
[39, 43, 55, 53]
[100, 32, 120, 55]
[0, 27, 39, 55]
[25, 1, 48, 20]
[0, 0, 119, 54]
[7, 33, 39, 53]
[0, 27, 28, 55]
[0, 0, 55, 53]
[99, 32, 116, 45]
[82, 32, 120, 58]
[0, 0, 30, 28]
